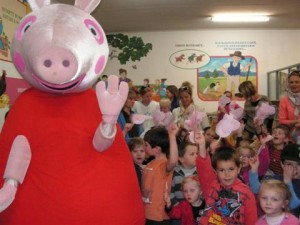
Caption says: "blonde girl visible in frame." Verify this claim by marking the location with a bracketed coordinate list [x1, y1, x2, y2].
[256, 179, 299, 225]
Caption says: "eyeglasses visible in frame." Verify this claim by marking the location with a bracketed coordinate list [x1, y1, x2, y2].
[240, 155, 252, 160]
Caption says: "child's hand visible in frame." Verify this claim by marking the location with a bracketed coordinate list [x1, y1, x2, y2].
[193, 130, 205, 147]
[122, 123, 133, 136]
[164, 192, 171, 208]
[168, 123, 179, 137]
[282, 162, 294, 183]
[249, 155, 259, 172]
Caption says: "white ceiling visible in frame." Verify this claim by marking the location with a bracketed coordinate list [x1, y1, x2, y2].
[57, 0, 300, 33]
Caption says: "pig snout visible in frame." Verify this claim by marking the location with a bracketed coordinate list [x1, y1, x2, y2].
[34, 46, 78, 84]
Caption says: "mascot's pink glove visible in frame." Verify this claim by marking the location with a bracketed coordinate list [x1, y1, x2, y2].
[93, 75, 128, 152]
[0, 135, 31, 212]
[96, 75, 129, 124]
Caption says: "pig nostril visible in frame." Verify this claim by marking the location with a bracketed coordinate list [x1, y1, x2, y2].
[44, 59, 52, 68]
[62, 60, 70, 67]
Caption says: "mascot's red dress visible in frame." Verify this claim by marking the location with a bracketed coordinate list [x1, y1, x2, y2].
[0, 0, 144, 224]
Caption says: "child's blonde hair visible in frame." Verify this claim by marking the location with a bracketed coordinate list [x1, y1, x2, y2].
[159, 98, 171, 109]
[181, 175, 201, 191]
[237, 145, 256, 158]
[259, 179, 291, 212]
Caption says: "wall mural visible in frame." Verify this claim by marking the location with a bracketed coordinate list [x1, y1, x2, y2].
[198, 52, 257, 101]
[107, 33, 152, 68]
[170, 49, 257, 101]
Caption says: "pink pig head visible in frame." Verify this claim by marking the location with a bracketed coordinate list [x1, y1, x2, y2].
[11, 0, 108, 94]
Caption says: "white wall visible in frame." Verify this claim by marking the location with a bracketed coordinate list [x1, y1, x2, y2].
[103, 29, 300, 113]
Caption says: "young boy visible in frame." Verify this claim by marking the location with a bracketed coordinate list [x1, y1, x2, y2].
[142, 124, 179, 225]
[194, 130, 257, 225]
[127, 137, 146, 189]
[249, 143, 300, 217]
[255, 123, 290, 175]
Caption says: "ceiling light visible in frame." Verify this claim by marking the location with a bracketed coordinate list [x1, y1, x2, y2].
[211, 14, 270, 22]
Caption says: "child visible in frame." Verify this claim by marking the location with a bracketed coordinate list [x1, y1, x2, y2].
[176, 127, 189, 144]
[237, 145, 269, 185]
[255, 179, 299, 224]
[194, 130, 257, 225]
[170, 140, 199, 206]
[127, 137, 146, 189]
[159, 98, 172, 113]
[256, 124, 290, 176]
[203, 127, 216, 149]
[165, 176, 205, 225]
[249, 143, 300, 218]
[142, 125, 179, 225]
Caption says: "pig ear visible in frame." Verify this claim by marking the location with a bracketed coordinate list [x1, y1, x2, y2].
[27, 0, 50, 11]
[74, 0, 101, 14]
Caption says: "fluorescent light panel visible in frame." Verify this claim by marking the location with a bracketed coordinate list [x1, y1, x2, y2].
[212, 14, 270, 22]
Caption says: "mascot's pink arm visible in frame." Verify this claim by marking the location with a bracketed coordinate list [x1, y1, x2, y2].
[93, 75, 128, 152]
[0, 135, 31, 212]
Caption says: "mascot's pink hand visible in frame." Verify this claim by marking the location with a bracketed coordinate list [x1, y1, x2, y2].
[131, 114, 152, 125]
[0, 182, 17, 212]
[96, 75, 129, 124]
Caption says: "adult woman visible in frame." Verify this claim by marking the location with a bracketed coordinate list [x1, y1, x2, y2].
[118, 89, 143, 143]
[166, 85, 180, 111]
[279, 70, 300, 144]
[132, 87, 160, 134]
[238, 80, 273, 139]
[173, 81, 210, 131]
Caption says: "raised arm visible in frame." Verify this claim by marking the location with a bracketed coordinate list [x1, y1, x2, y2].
[166, 124, 179, 172]
[93, 75, 128, 152]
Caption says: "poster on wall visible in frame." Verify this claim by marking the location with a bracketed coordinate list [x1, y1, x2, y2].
[198, 52, 257, 101]
[0, 0, 29, 128]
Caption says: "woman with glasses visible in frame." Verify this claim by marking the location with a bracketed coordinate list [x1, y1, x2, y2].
[279, 70, 300, 144]
[172, 81, 210, 131]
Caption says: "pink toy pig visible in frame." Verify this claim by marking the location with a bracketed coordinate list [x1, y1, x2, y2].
[0, 0, 144, 224]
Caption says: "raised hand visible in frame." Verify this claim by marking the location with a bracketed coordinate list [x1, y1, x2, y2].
[96, 75, 129, 124]
[282, 162, 294, 183]
[249, 155, 259, 172]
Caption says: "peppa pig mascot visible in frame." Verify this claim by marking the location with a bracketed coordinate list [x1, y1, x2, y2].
[0, 0, 145, 224]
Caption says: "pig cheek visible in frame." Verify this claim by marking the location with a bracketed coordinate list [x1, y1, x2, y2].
[14, 52, 26, 74]
[94, 55, 105, 74]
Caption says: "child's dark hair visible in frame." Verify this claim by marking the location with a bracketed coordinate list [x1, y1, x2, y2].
[127, 137, 145, 152]
[273, 124, 290, 138]
[176, 127, 189, 145]
[166, 85, 178, 98]
[178, 140, 197, 158]
[211, 146, 240, 170]
[144, 126, 170, 156]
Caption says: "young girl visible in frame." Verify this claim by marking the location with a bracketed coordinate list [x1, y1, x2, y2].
[166, 176, 205, 225]
[238, 145, 269, 185]
[256, 179, 299, 225]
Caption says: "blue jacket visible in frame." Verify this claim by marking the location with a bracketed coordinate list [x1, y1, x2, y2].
[117, 111, 143, 143]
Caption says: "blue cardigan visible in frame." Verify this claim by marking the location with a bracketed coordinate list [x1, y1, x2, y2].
[117, 111, 143, 143]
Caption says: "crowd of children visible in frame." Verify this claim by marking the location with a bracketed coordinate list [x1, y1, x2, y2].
[121, 79, 300, 225]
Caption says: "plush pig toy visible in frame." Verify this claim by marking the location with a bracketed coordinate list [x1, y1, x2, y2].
[0, 0, 144, 224]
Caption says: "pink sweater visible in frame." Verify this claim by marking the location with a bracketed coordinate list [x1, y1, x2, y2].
[255, 213, 299, 225]
[279, 96, 299, 125]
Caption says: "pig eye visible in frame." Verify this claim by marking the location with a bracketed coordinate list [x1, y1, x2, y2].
[84, 19, 104, 45]
[16, 15, 37, 41]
